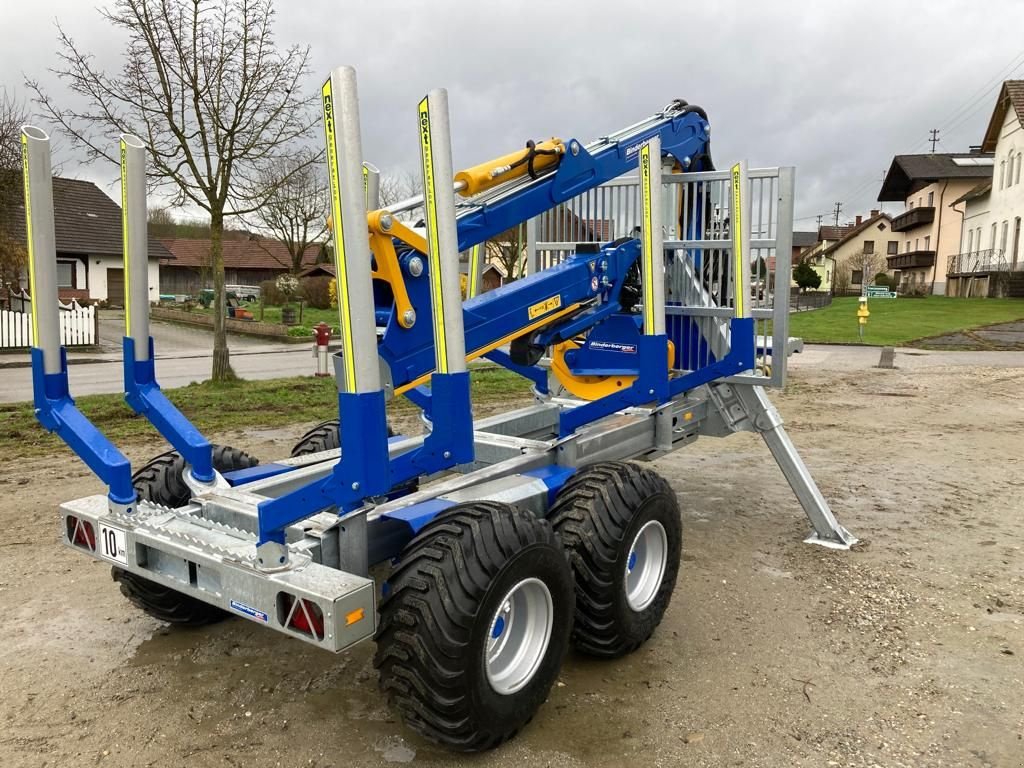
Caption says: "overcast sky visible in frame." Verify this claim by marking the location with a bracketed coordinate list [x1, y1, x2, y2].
[3, 0, 1024, 230]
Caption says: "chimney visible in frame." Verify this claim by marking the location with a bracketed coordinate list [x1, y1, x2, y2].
[870, 209, 879, 217]
[855, 215, 863, 226]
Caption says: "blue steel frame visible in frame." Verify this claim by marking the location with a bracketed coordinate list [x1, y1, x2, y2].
[122, 336, 214, 482]
[31, 347, 136, 506]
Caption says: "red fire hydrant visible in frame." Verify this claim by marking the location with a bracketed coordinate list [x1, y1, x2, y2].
[312, 322, 331, 377]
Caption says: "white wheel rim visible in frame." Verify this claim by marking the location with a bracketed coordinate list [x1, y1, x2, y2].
[485, 578, 554, 695]
[624, 520, 668, 612]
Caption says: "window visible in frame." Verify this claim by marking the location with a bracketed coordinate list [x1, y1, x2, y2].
[1008, 155, 1014, 188]
[1001, 160, 1006, 189]
[927, 191, 934, 206]
[863, 240, 874, 254]
[851, 270, 863, 285]
[906, 241, 912, 252]
[977, 227, 983, 252]
[887, 241, 898, 255]
[1018, 153, 1022, 185]
[1001, 220, 1009, 254]
[918, 197, 923, 207]
[924, 235, 930, 250]
[991, 223, 998, 249]
[915, 238, 919, 251]
[56, 261, 74, 288]
[909, 200, 914, 209]
[967, 229, 974, 253]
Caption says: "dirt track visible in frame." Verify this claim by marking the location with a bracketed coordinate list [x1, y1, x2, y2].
[1, 360, 1022, 767]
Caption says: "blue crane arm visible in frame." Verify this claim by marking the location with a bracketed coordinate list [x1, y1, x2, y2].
[453, 107, 712, 250]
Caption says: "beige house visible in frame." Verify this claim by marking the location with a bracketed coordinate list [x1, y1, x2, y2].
[878, 152, 994, 293]
[817, 213, 895, 293]
[799, 223, 854, 289]
[947, 80, 1024, 297]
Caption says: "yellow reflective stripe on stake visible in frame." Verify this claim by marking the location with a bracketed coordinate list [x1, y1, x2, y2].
[731, 163, 745, 318]
[418, 95, 448, 373]
[640, 142, 656, 333]
[322, 77, 358, 392]
[21, 135, 39, 344]
[120, 139, 131, 336]
[467, 244, 481, 299]
[362, 164, 369, 207]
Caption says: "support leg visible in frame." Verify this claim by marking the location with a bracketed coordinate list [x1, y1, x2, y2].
[719, 384, 857, 549]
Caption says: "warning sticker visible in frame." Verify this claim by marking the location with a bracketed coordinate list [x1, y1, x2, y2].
[528, 295, 562, 320]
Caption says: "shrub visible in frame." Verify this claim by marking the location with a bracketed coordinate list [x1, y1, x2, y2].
[872, 272, 895, 290]
[300, 276, 333, 309]
[259, 279, 285, 305]
[286, 325, 312, 337]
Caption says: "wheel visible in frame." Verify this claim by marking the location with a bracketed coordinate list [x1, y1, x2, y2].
[130, 445, 258, 508]
[112, 444, 258, 626]
[290, 419, 397, 457]
[550, 461, 682, 658]
[290, 419, 341, 457]
[374, 501, 574, 751]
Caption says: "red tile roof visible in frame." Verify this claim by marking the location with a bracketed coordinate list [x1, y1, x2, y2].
[160, 238, 322, 270]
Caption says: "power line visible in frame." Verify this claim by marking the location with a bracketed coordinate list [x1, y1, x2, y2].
[798, 45, 1024, 222]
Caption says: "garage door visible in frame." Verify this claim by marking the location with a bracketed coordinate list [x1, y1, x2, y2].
[106, 268, 124, 307]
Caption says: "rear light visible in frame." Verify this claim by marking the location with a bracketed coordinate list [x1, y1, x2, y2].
[65, 515, 96, 551]
[278, 593, 325, 641]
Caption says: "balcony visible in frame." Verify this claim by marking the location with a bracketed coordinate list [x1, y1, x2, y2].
[887, 250, 936, 270]
[947, 249, 1013, 275]
[891, 206, 935, 232]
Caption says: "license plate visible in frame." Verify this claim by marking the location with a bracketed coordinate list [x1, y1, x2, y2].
[98, 523, 128, 565]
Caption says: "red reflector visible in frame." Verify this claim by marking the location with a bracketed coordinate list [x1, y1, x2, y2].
[288, 598, 325, 640]
[66, 515, 96, 551]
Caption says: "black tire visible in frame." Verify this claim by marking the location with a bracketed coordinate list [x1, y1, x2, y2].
[550, 461, 682, 658]
[112, 444, 258, 626]
[131, 445, 259, 508]
[290, 420, 341, 457]
[374, 501, 574, 751]
[112, 569, 225, 626]
[290, 419, 397, 457]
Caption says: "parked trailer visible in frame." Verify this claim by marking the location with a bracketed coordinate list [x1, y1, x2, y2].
[23, 67, 854, 751]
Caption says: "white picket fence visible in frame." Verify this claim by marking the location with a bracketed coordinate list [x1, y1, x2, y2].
[0, 296, 97, 349]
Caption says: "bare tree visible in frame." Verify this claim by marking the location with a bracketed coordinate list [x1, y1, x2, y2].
[378, 170, 424, 220]
[250, 149, 327, 273]
[485, 224, 528, 282]
[29, 0, 318, 381]
[0, 88, 29, 293]
[835, 247, 885, 295]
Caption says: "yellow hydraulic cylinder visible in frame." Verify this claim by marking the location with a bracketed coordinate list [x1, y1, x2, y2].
[454, 139, 564, 196]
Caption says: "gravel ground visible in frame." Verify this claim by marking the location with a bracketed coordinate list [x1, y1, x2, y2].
[0, 360, 1022, 767]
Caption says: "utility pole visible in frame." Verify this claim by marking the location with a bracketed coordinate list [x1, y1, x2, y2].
[929, 128, 940, 153]
[833, 202, 842, 227]
[816, 214, 823, 229]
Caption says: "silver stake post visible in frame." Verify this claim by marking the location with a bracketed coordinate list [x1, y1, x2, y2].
[20, 126, 61, 374]
[322, 66, 382, 395]
[639, 136, 666, 336]
[120, 134, 150, 360]
[417, 88, 467, 375]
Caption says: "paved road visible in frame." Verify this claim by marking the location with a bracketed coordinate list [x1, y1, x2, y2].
[5, 327, 1024, 403]
[1, 317, 313, 403]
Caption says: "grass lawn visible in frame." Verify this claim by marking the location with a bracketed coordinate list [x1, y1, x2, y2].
[0, 367, 531, 459]
[786, 296, 1024, 346]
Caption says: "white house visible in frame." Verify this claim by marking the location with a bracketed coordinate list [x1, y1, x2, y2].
[5, 176, 166, 304]
[947, 81, 1024, 297]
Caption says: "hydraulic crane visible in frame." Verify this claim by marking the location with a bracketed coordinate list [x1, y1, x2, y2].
[22, 64, 855, 752]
